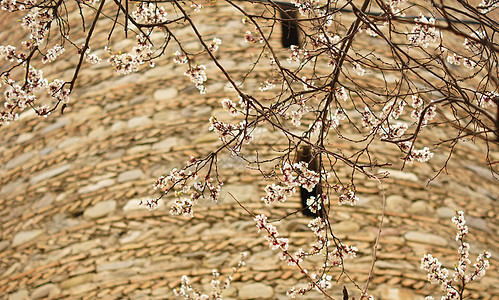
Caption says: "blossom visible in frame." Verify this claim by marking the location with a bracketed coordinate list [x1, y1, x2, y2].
[84, 47, 102, 64]
[477, 0, 498, 13]
[338, 188, 359, 205]
[452, 210, 468, 241]
[353, 63, 365, 76]
[21, 8, 53, 47]
[447, 53, 462, 65]
[422, 211, 491, 299]
[335, 86, 348, 101]
[208, 37, 222, 53]
[0, 45, 22, 62]
[385, 0, 407, 16]
[173, 51, 188, 65]
[261, 183, 295, 205]
[109, 34, 154, 75]
[254, 214, 290, 252]
[407, 146, 434, 163]
[478, 91, 498, 108]
[139, 198, 161, 211]
[190, 3, 202, 11]
[132, 2, 168, 24]
[244, 31, 263, 44]
[221, 98, 240, 116]
[409, 14, 438, 48]
[411, 95, 424, 108]
[47, 79, 70, 104]
[288, 45, 301, 63]
[184, 65, 207, 94]
[259, 79, 276, 91]
[42, 44, 65, 64]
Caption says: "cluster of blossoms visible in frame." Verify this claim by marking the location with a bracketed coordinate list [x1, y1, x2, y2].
[261, 161, 321, 206]
[153, 167, 192, 192]
[220, 98, 240, 117]
[132, 2, 168, 24]
[83, 47, 102, 65]
[353, 63, 365, 76]
[408, 95, 437, 129]
[407, 146, 434, 163]
[380, 100, 406, 120]
[1, 0, 33, 11]
[21, 8, 53, 47]
[149, 158, 223, 218]
[262, 183, 295, 206]
[173, 51, 188, 65]
[207, 38, 222, 53]
[477, 0, 498, 13]
[46, 79, 71, 104]
[421, 211, 491, 300]
[290, 0, 321, 17]
[411, 104, 436, 127]
[446, 52, 476, 69]
[259, 79, 276, 92]
[477, 91, 498, 108]
[385, 0, 407, 16]
[463, 31, 485, 55]
[398, 141, 434, 163]
[209, 116, 251, 144]
[309, 108, 346, 135]
[210, 97, 256, 147]
[335, 86, 348, 102]
[255, 214, 290, 251]
[363, 102, 408, 141]
[409, 14, 439, 48]
[184, 64, 207, 94]
[286, 217, 359, 297]
[2, 66, 71, 124]
[108, 34, 154, 75]
[174, 252, 247, 299]
[332, 184, 359, 206]
[0, 45, 22, 62]
[362, 96, 437, 163]
[326, 242, 358, 267]
[287, 45, 309, 64]
[42, 44, 65, 64]
[281, 98, 309, 127]
[244, 30, 263, 44]
[306, 195, 323, 214]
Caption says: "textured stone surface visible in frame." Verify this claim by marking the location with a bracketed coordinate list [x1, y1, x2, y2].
[334, 220, 361, 233]
[30, 284, 59, 299]
[386, 195, 411, 212]
[97, 260, 134, 272]
[83, 200, 117, 219]
[118, 169, 144, 182]
[127, 116, 152, 128]
[5, 151, 37, 170]
[404, 231, 448, 246]
[8, 290, 29, 300]
[78, 178, 115, 194]
[12, 230, 43, 247]
[407, 200, 434, 215]
[152, 137, 182, 151]
[123, 199, 142, 212]
[238, 283, 274, 299]
[30, 164, 70, 185]
[382, 169, 419, 182]
[153, 87, 179, 101]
